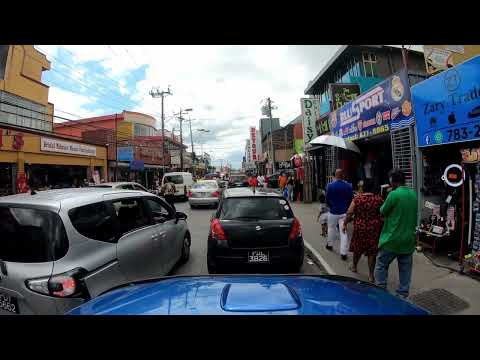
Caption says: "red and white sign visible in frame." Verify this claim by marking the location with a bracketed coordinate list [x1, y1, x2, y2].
[250, 127, 257, 161]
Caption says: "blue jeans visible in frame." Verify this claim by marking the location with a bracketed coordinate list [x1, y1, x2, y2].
[374, 248, 413, 298]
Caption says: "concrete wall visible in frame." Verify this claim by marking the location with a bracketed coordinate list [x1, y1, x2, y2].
[0, 46, 51, 107]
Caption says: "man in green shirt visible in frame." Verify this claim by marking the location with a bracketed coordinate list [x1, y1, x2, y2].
[375, 168, 417, 298]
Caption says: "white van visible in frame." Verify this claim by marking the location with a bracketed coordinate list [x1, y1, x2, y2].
[162, 172, 194, 200]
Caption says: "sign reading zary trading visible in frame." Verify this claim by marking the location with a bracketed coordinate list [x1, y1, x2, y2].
[412, 55, 480, 147]
[301, 98, 320, 144]
[250, 127, 257, 161]
[329, 69, 414, 141]
[41, 137, 97, 157]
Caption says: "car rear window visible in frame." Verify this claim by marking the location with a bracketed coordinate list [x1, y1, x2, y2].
[165, 175, 183, 184]
[68, 202, 117, 243]
[220, 197, 293, 220]
[0, 206, 68, 263]
[193, 182, 217, 189]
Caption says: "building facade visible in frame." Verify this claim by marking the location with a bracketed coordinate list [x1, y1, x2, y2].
[0, 45, 108, 195]
[303, 45, 428, 199]
[54, 111, 186, 188]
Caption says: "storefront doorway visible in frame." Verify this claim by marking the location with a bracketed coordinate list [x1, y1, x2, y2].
[336, 133, 392, 192]
[0, 163, 15, 196]
[26, 164, 88, 189]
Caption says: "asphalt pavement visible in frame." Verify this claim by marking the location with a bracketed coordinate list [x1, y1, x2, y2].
[170, 199, 326, 276]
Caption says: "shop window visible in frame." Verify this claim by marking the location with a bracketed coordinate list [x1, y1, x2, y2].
[362, 52, 378, 77]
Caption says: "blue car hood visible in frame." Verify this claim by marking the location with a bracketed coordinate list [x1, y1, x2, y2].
[68, 275, 429, 315]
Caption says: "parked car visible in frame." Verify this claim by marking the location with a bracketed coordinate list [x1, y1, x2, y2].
[67, 275, 429, 315]
[227, 174, 249, 188]
[162, 172, 194, 200]
[207, 187, 304, 274]
[0, 188, 191, 315]
[92, 181, 151, 192]
[188, 180, 221, 209]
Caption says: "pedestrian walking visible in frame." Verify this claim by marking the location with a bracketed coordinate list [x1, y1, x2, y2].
[342, 180, 384, 282]
[326, 169, 354, 261]
[248, 174, 258, 189]
[257, 174, 265, 188]
[287, 175, 294, 201]
[161, 176, 177, 211]
[317, 193, 329, 237]
[279, 172, 288, 191]
[374, 168, 418, 298]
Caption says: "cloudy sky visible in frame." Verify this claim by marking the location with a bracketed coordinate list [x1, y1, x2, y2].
[35, 45, 421, 169]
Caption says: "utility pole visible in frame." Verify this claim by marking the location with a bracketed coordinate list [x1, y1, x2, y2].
[149, 86, 172, 174]
[186, 116, 195, 177]
[174, 108, 193, 172]
[114, 113, 118, 181]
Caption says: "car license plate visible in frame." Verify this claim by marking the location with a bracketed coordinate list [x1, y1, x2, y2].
[248, 251, 270, 263]
[0, 292, 19, 314]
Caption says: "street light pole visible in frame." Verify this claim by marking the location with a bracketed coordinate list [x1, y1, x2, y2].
[174, 108, 193, 172]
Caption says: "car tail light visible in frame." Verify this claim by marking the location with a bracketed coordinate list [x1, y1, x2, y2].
[187, 191, 192, 198]
[210, 219, 227, 241]
[212, 191, 220, 197]
[26, 268, 89, 299]
[289, 217, 302, 241]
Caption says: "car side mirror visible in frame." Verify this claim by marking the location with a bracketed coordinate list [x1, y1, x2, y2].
[176, 212, 188, 221]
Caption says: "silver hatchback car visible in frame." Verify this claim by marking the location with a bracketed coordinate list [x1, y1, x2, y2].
[0, 188, 191, 315]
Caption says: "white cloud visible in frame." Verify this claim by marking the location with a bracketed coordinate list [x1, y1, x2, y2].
[48, 87, 105, 121]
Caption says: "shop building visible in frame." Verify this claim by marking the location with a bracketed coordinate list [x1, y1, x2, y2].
[261, 123, 296, 175]
[411, 56, 480, 270]
[54, 111, 186, 188]
[0, 45, 108, 194]
[303, 45, 428, 200]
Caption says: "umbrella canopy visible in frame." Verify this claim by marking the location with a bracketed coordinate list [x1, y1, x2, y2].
[310, 135, 361, 153]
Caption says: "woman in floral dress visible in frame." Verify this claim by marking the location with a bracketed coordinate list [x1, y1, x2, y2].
[342, 180, 384, 282]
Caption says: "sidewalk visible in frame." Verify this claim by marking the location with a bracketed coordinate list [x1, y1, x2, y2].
[292, 201, 480, 315]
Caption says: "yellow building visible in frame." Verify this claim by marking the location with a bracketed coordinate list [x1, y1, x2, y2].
[0, 45, 108, 195]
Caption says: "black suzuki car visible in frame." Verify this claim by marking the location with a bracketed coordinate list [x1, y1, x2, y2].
[207, 188, 304, 273]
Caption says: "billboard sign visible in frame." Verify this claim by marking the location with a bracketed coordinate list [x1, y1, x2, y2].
[40, 137, 97, 157]
[250, 127, 257, 161]
[412, 55, 480, 147]
[423, 45, 480, 75]
[301, 98, 321, 144]
[329, 69, 414, 142]
[315, 113, 330, 135]
[329, 83, 361, 110]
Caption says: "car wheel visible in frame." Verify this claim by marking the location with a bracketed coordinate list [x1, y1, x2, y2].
[180, 234, 191, 264]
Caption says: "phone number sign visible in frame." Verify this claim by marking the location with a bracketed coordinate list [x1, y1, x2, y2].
[412, 55, 480, 147]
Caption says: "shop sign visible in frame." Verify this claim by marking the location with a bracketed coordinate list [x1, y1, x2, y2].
[424, 47, 455, 75]
[329, 83, 360, 111]
[461, 147, 480, 163]
[294, 139, 304, 155]
[301, 98, 321, 144]
[329, 69, 414, 142]
[412, 55, 480, 147]
[117, 146, 134, 161]
[315, 113, 330, 135]
[41, 137, 97, 157]
[12, 133, 24, 150]
[130, 160, 144, 171]
[250, 127, 257, 161]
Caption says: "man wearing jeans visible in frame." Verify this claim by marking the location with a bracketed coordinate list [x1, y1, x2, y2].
[375, 168, 418, 298]
[326, 169, 353, 261]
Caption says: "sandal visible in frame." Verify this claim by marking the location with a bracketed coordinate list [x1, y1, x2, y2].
[349, 265, 358, 273]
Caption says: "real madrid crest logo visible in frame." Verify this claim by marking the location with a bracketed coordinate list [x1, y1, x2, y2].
[391, 76, 404, 102]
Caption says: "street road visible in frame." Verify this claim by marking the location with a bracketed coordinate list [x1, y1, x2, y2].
[170, 200, 325, 275]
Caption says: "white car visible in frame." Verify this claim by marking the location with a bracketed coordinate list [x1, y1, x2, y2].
[188, 180, 221, 208]
[162, 172, 193, 200]
[93, 182, 152, 192]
